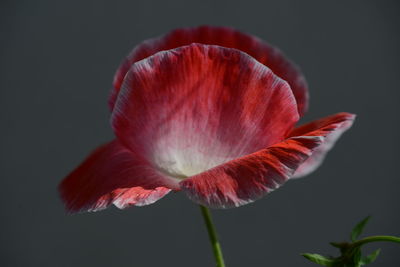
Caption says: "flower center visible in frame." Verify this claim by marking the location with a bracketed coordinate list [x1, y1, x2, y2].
[152, 147, 232, 180]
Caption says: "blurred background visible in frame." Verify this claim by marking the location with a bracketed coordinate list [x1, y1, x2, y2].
[1, 0, 399, 266]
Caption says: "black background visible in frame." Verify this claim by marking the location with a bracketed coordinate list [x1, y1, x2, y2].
[1, 1, 399, 266]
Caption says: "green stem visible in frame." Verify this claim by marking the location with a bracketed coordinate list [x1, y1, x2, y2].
[352, 235, 400, 248]
[199, 205, 226, 267]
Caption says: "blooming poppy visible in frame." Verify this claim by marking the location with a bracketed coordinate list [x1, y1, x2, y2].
[59, 26, 355, 213]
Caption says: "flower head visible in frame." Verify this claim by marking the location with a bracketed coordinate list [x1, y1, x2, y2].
[59, 26, 355, 212]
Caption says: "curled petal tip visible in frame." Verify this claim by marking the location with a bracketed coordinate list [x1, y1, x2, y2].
[290, 112, 356, 178]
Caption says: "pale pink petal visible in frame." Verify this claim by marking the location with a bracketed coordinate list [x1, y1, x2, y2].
[111, 44, 299, 181]
[59, 140, 178, 213]
[111, 26, 308, 115]
[290, 112, 356, 178]
[180, 136, 323, 208]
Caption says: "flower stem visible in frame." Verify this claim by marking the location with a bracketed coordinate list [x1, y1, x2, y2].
[199, 205, 226, 267]
[352, 235, 400, 248]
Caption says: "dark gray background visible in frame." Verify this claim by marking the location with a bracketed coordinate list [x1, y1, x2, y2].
[1, 1, 399, 266]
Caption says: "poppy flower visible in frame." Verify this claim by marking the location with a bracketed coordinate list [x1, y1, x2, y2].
[59, 26, 355, 213]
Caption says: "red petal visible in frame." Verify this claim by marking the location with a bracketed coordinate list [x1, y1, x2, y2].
[110, 26, 308, 115]
[59, 140, 178, 213]
[180, 136, 323, 208]
[289, 112, 356, 178]
[111, 44, 299, 180]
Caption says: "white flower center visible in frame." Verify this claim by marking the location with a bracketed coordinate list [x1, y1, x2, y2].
[153, 145, 232, 180]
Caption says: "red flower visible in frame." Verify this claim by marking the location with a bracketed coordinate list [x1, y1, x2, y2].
[59, 26, 355, 212]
